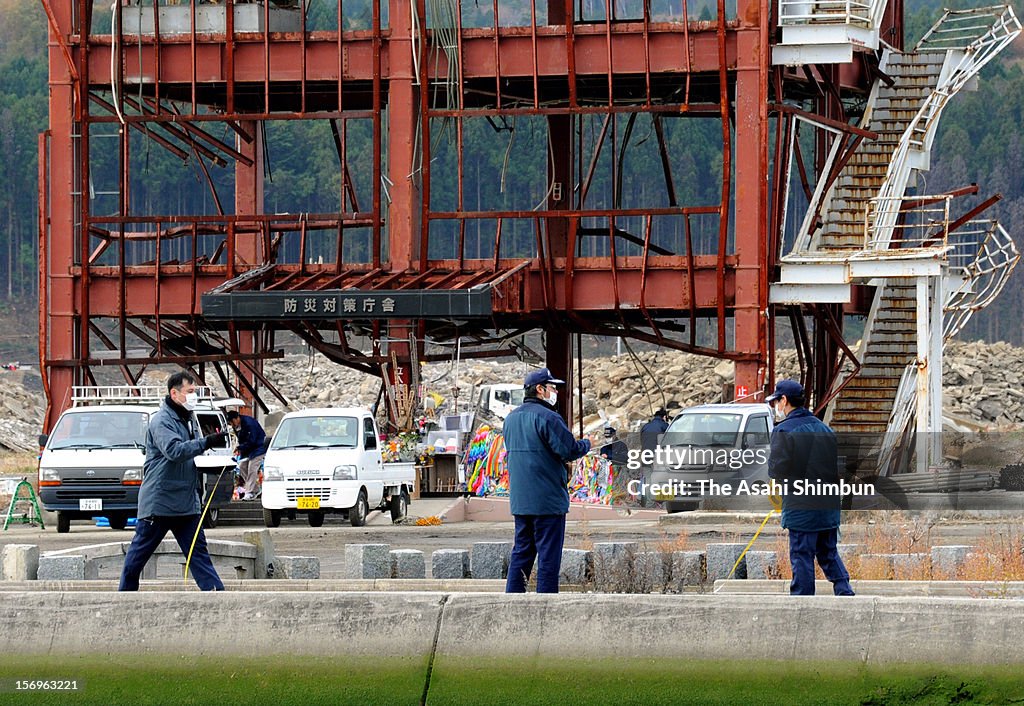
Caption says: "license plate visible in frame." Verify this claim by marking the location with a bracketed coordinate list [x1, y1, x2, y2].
[296, 496, 320, 510]
[654, 492, 675, 502]
[80, 499, 102, 511]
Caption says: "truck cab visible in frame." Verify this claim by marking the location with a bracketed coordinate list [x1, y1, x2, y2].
[475, 384, 525, 421]
[37, 386, 236, 533]
[260, 407, 415, 528]
[649, 403, 774, 513]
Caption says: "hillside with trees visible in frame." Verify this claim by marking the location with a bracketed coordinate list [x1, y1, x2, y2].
[0, 0, 1021, 354]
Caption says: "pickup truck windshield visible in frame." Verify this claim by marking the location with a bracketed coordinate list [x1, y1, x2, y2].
[665, 413, 742, 447]
[270, 416, 359, 450]
[48, 411, 150, 450]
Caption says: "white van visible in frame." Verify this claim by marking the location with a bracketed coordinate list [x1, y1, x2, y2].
[37, 386, 237, 533]
[260, 407, 415, 528]
[649, 403, 774, 513]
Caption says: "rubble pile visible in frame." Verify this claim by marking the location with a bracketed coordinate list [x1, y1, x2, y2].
[3, 339, 1024, 451]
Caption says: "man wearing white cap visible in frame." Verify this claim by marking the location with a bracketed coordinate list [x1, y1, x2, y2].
[502, 367, 592, 593]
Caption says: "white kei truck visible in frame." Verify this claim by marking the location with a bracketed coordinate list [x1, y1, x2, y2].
[36, 386, 238, 533]
[260, 407, 416, 528]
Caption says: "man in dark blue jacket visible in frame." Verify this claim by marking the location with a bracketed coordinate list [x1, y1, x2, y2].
[639, 409, 669, 454]
[119, 371, 228, 591]
[227, 410, 268, 499]
[637, 409, 669, 506]
[503, 367, 591, 593]
[767, 379, 854, 596]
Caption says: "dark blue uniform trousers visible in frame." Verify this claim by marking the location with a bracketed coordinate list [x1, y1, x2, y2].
[788, 528, 855, 596]
[118, 515, 224, 591]
[506, 514, 566, 594]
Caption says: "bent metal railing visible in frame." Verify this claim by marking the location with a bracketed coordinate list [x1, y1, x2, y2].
[777, 0, 885, 29]
[867, 5, 1021, 251]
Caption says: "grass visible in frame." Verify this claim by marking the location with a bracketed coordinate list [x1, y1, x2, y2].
[3, 655, 1024, 705]
[0, 452, 39, 477]
[0, 654, 426, 706]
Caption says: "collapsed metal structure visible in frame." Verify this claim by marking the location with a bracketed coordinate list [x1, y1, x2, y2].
[39, 0, 1020, 469]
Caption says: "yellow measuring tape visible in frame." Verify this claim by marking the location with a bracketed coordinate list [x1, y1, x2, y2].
[184, 465, 230, 583]
[723, 490, 783, 582]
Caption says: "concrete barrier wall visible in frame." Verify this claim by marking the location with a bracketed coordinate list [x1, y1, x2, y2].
[2, 591, 1024, 665]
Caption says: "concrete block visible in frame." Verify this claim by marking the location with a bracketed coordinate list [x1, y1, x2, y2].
[931, 545, 971, 578]
[837, 543, 863, 563]
[592, 542, 637, 592]
[892, 553, 930, 580]
[277, 556, 320, 580]
[470, 542, 512, 579]
[669, 551, 705, 590]
[559, 548, 592, 585]
[38, 555, 98, 581]
[390, 550, 426, 579]
[343, 544, 390, 579]
[242, 529, 277, 580]
[706, 543, 747, 581]
[1, 544, 39, 581]
[634, 552, 666, 592]
[744, 551, 779, 579]
[431, 549, 469, 579]
[859, 553, 896, 578]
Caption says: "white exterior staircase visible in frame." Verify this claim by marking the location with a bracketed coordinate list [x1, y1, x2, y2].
[771, 6, 1022, 468]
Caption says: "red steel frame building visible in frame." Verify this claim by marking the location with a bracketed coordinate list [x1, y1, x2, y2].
[38, 0, 895, 430]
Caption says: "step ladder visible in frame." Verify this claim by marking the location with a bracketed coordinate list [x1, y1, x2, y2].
[3, 478, 45, 530]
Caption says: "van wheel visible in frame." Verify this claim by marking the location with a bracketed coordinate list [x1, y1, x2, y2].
[664, 501, 699, 514]
[203, 508, 219, 529]
[350, 491, 368, 527]
[389, 490, 409, 524]
[263, 509, 281, 528]
[56, 512, 70, 534]
[308, 511, 325, 528]
[108, 514, 128, 530]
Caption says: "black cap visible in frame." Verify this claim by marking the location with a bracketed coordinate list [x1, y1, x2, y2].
[523, 367, 566, 388]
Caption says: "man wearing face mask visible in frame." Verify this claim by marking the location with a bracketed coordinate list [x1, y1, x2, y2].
[766, 379, 854, 596]
[118, 371, 229, 591]
[503, 367, 592, 593]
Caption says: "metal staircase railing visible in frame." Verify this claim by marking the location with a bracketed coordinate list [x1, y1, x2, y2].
[871, 205, 1019, 475]
[778, 0, 879, 28]
[867, 6, 1021, 251]
[943, 220, 1020, 340]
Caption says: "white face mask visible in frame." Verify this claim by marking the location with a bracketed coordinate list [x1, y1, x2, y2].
[773, 404, 786, 422]
[183, 392, 199, 411]
[548, 390, 558, 407]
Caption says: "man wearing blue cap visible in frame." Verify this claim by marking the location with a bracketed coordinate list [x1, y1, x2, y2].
[766, 379, 854, 596]
[503, 367, 592, 593]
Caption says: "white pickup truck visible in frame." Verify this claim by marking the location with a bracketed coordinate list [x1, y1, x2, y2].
[260, 407, 415, 528]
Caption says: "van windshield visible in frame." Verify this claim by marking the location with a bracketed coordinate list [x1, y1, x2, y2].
[664, 412, 742, 447]
[510, 389, 525, 406]
[48, 411, 150, 450]
[271, 416, 359, 449]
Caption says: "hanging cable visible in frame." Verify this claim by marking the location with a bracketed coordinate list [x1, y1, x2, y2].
[110, 2, 126, 126]
[410, 0, 421, 86]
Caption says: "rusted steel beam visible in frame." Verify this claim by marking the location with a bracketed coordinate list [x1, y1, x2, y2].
[38, 0, 79, 84]
[901, 184, 979, 209]
[46, 351, 283, 367]
[770, 103, 880, 141]
[84, 29, 750, 87]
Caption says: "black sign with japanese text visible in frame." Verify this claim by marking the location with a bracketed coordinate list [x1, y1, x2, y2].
[201, 289, 492, 321]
